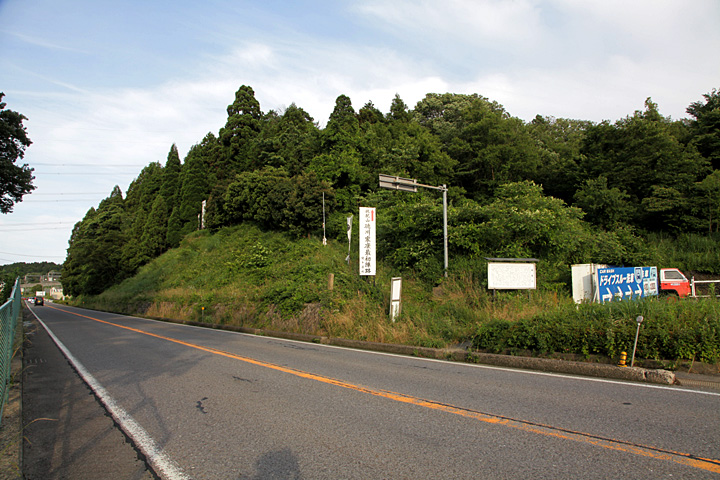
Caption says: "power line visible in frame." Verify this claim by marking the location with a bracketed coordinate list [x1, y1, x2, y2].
[0, 250, 65, 259]
[34, 172, 139, 176]
[23, 199, 108, 203]
[0, 227, 71, 232]
[31, 163, 148, 167]
[29, 192, 108, 196]
[0, 221, 74, 227]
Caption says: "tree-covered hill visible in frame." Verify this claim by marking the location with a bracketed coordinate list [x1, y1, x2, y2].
[62, 86, 720, 297]
[1, 261, 62, 279]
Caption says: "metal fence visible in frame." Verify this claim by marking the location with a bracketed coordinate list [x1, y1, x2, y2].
[0, 278, 22, 426]
[691, 277, 720, 298]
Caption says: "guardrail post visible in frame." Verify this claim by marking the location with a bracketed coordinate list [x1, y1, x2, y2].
[691, 276, 696, 298]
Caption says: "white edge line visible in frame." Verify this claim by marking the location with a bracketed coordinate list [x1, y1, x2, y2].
[28, 308, 191, 480]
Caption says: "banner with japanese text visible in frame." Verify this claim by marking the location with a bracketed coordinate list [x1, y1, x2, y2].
[359, 207, 376, 276]
[596, 266, 658, 303]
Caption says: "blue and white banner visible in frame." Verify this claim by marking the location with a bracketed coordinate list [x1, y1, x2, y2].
[596, 266, 658, 303]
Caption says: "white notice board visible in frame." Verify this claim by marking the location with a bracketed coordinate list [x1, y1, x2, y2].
[389, 277, 402, 321]
[488, 262, 536, 290]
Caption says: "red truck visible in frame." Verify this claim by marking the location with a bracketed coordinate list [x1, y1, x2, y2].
[659, 268, 691, 297]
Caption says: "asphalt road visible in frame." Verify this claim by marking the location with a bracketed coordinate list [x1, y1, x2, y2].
[22, 308, 154, 480]
[24, 302, 720, 479]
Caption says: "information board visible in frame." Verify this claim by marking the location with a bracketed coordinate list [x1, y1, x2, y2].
[596, 266, 658, 303]
[487, 262, 536, 290]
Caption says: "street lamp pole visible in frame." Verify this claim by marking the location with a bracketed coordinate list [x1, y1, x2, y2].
[379, 174, 449, 277]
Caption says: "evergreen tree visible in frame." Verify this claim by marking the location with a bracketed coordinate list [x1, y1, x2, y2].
[323, 94, 359, 151]
[387, 94, 411, 123]
[358, 101, 384, 125]
[160, 144, 182, 205]
[413, 93, 541, 201]
[137, 195, 169, 264]
[580, 98, 709, 231]
[62, 187, 127, 296]
[219, 85, 262, 174]
[257, 104, 319, 176]
[687, 88, 720, 170]
[309, 95, 367, 212]
[169, 143, 211, 245]
[121, 162, 164, 271]
[527, 115, 589, 203]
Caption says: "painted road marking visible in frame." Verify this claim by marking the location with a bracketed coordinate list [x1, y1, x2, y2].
[29, 308, 191, 480]
[46, 305, 720, 475]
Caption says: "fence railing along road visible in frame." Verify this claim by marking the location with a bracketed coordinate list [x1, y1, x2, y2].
[0, 278, 21, 426]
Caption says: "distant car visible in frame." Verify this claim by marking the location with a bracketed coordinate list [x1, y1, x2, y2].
[34, 296, 44, 306]
[27, 297, 34, 304]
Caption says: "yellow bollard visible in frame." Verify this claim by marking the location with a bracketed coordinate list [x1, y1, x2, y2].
[618, 351, 627, 367]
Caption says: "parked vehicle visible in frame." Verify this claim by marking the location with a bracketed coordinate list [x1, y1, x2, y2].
[659, 268, 691, 297]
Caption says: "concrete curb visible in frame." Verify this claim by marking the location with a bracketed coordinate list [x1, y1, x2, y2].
[179, 320, 676, 385]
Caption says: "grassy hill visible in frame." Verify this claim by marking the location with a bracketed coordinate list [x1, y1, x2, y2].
[72, 224, 720, 369]
[72, 224, 553, 347]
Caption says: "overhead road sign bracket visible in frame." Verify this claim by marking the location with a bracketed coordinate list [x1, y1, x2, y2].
[378, 174, 418, 192]
[379, 173, 449, 277]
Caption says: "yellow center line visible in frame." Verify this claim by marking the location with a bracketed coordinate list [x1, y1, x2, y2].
[51, 305, 720, 474]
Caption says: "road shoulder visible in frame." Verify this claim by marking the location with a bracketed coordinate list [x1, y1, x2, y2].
[20, 308, 155, 480]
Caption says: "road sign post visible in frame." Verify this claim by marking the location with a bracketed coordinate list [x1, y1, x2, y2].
[379, 174, 449, 277]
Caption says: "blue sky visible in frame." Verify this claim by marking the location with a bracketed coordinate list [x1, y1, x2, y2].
[1, 0, 719, 266]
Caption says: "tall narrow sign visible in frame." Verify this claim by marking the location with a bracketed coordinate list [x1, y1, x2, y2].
[345, 215, 352, 264]
[359, 207, 376, 276]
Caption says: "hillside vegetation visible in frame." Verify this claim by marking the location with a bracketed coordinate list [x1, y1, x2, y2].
[62, 85, 720, 368]
[76, 224, 720, 370]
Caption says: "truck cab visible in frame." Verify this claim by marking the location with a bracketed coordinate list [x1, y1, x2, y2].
[659, 268, 690, 297]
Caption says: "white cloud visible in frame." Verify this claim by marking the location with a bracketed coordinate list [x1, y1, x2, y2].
[356, 0, 544, 46]
[2, 0, 719, 265]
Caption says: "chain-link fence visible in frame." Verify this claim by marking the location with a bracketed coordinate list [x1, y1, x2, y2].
[0, 278, 21, 426]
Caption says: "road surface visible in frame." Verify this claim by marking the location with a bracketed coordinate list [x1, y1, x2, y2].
[24, 302, 720, 479]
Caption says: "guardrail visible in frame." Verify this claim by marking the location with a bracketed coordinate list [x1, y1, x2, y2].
[691, 277, 720, 298]
[0, 278, 21, 426]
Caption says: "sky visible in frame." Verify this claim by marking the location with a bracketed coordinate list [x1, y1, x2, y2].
[1, 0, 719, 267]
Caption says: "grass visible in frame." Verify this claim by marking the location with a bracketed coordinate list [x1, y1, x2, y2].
[71, 224, 720, 369]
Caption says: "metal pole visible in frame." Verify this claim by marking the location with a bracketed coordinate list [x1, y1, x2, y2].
[378, 174, 450, 277]
[442, 185, 448, 277]
[631, 315, 643, 367]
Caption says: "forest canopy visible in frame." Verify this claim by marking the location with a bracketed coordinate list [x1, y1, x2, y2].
[62, 86, 720, 297]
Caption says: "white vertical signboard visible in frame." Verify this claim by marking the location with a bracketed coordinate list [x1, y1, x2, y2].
[389, 277, 402, 321]
[359, 207, 376, 276]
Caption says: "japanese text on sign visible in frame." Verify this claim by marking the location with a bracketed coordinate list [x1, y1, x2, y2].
[359, 207, 376, 276]
[596, 266, 658, 303]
